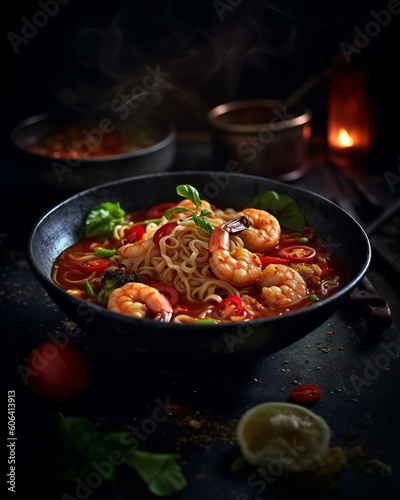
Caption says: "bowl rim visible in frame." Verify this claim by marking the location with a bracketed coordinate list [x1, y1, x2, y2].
[10, 112, 177, 163]
[207, 99, 312, 133]
[27, 170, 371, 332]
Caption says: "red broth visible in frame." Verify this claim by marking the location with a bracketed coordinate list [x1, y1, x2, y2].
[26, 125, 159, 159]
[51, 204, 345, 324]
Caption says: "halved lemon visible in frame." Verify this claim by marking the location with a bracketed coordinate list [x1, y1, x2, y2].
[236, 402, 331, 473]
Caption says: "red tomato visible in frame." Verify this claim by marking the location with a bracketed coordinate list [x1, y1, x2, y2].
[211, 296, 245, 320]
[153, 221, 178, 246]
[124, 225, 145, 243]
[289, 384, 322, 404]
[25, 341, 89, 402]
[146, 202, 176, 219]
[259, 255, 290, 267]
[278, 245, 316, 262]
[79, 258, 111, 274]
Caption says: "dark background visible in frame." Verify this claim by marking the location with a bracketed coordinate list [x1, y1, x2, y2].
[3, 2, 400, 499]
[5, 0, 400, 147]
[4, 0, 400, 246]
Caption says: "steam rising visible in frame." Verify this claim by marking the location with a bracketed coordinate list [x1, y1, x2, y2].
[55, 1, 300, 126]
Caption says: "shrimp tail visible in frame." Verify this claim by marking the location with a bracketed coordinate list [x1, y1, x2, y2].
[154, 310, 173, 322]
[209, 216, 252, 253]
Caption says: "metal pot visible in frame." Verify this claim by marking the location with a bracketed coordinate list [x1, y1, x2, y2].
[10, 112, 177, 193]
[207, 99, 312, 181]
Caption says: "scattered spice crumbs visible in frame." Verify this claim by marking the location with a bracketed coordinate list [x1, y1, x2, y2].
[289, 445, 392, 492]
[343, 446, 392, 477]
[166, 412, 236, 454]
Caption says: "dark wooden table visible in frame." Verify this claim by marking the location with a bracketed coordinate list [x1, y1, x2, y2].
[2, 138, 400, 500]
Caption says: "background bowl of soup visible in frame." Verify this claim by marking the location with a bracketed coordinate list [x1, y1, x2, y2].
[11, 111, 176, 193]
[27, 171, 371, 376]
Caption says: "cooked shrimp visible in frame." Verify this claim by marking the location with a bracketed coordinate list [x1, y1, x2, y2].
[118, 238, 155, 259]
[258, 263, 307, 308]
[107, 282, 173, 322]
[209, 218, 262, 287]
[290, 263, 322, 288]
[240, 208, 281, 253]
[169, 198, 212, 219]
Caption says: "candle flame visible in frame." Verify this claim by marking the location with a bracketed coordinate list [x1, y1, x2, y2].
[337, 128, 354, 147]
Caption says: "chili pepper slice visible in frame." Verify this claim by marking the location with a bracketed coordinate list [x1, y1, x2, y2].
[289, 384, 322, 404]
[79, 258, 111, 274]
[153, 221, 178, 246]
[317, 261, 329, 277]
[141, 278, 179, 304]
[278, 245, 316, 262]
[211, 295, 245, 320]
[280, 236, 302, 247]
[259, 255, 290, 267]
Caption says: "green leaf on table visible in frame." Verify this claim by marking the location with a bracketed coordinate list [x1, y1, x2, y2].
[56, 417, 117, 484]
[55, 417, 187, 496]
[102, 431, 133, 456]
[58, 416, 97, 453]
[248, 190, 306, 231]
[124, 449, 187, 497]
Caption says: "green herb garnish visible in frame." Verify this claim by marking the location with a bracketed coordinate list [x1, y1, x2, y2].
[248, 190, 306, 231]
[194, 318, 220, 325]
[85, 202, 126, 237]
[85, 279, 96, 298]
[164, 184, 214, 235]
[93, 247, 118, 258]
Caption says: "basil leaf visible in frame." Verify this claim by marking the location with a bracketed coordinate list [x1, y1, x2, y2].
[85, 202, 126, 237]
[124, 450, 187, 497]
[164, 206, 192, 219]
[199, 208, 213, 217]
[248, 190, 306, 231]
[193, 216, 214, 235]
[176, 184, 201, 210]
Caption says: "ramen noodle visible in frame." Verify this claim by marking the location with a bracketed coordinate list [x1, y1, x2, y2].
[51, 191, 344, 324]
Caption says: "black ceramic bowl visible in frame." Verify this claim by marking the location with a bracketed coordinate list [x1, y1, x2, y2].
[11, 112, 176, 192]
[27, 171, 371, 375]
